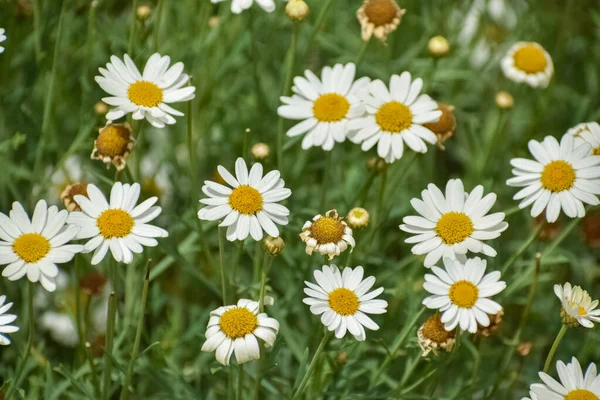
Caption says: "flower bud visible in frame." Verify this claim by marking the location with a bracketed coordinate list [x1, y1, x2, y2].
[136, 5, 152, 21]
[428, 35, 449, 56]
[262, 236, 285, 256]
[94, 101, 108, 115]
[346, 207, 369, 230]
[286, 0, 310, 22]
[251, 143, 270, 160]
[495, 91, 514, 109]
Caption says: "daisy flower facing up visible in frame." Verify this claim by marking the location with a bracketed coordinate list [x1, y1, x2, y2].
[0, 28, 6, 53]
[423, 257, 506, 334]
[523, 357, 600, 400]
[356, 0, 406, 43]
[95, 53, 195, 128]
[211, 0, 276, 14]
[506, 135, 600, 223]
[347, 72, 442, 163]
[201, 299, 279, 366]
[303, 265, 387, 341]
[567, 122, 600, 156]
[417, 312, 456, 356]
[198, 158, 291, 242]
[0, 295, 18, 345]
[0, 201, 82, 292]
[554, 283, 600, 328]
[400, 179, 508, 267]
[91, 122, 135, 171]
[501, 42, 553, 88]
[277, 63, 370, 151]
[299, 210, 355, 260]
[67, 182, 168, 265]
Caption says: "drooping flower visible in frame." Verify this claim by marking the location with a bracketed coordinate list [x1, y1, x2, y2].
[554, 283, 600, 328]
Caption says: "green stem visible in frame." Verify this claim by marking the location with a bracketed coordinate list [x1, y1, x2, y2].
[243, 129, 253, 163]
[253, 347, 266, 400]
[74, 256, 85, 365]
[127, 0, 139, 55]
[86, 343, 101, 399]
[543, 324, 568, 374]
[103, 261, 118, 400]
[258, 256, 274, 313]
[152, 0, 165, 53]
[277, 23, 299, 170]
[219, 226, 228, 306]
[237, 363, 244, 400]
[32, 0, 42, 63]
[319, 151, 333, 211]
[365, 166, 388, 249]
[5, 282, 35, 400]
[291, 331, 332, 400]
[397, 354, 421, 390]
[500, 223, 543, 275]
[304, 0, 335, 52]
[120, 262, 151, 400]
[355, 38, 370, 68]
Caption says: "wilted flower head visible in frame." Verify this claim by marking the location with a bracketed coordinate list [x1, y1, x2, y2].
[423, 103, 456, 150]
[61, 182, 89, 212]
[356, 0, 405, 43]
[418, 312, 456, 356]
[91, 122, 135, 171]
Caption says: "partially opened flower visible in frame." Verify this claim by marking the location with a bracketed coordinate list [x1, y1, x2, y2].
[0, 295, 18, 345]
[554, 283, 600, 328]
[277, 63, 370, 151]
[400, 179, 508, 267]
[211, 0, 276, 14]
[423, 257, 505, 334]
[299, 210, 355, 260]
[198, 158, 291, 242]
[417, 312, 456, 356]
[91, 122, 135, 171]
[201, 299, 279, 366]
[0, 28, 6, 54]
[0, 200, 82, 292]
[356, 0, 406, 43]
[522, 357, 600, 400]
[348, 72, 441, 163]
[95, 53, 195, 128]
[501, 42, 553, 88]
[67, 182, 168, 265]
[303, 265, 387, 341]
[567, 122, 600, 156]
[506, 134, 600, 223]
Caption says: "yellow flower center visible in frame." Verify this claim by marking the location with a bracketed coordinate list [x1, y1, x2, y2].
[219, 307, 258, 339]
[310, 217, 345, 244]
[312, 93, 350, 122]
[127, 80, 164, 107]
[96, 125, 133, 158]
[228, 185, 263, 215]
[541, 160, 576, 192]
[328, 288, 360, 316]
[513, 44, 548, 74]
[352, 210, 364, 218]
[569, 301, 588, 316]
[375, 101, 413, 133]
[435, 212, 474, 244]
[97, 209, 134, 239]
[13, 233, 51, 263]
[364, 0, 398, 25]
[449, 280, 479, 308]
[593, 147, 600, 156]
[564, 390, 599, 400]
[422, 313, 455, 343]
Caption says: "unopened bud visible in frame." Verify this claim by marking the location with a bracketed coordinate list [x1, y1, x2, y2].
[94, 101, 108, 115]
[251, 143, 270, 160]
[346, 207, 369, 230]
[428, 35, 449, 56]
[262, 236, 284, 256]
[286, 0, 310, 22]
[495, 91, 514, 109]
[136, 5, 152, 21]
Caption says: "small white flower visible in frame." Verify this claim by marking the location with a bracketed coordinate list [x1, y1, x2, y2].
[40, 311, 78, 347]
[0, 200, 83, 292]
[67, 182, 168, 265]
[567, 122, 600, 156]
[506, 134, 600, 223]
[0, 28, 6, 54]
[0, 295, 19, 345]
[277, 63, 370, 151]
[303, 265, 387, 341]
[201, 299, 279, 366]
[299, 209, 355, 260]
[422, 257, 505, 334]
[522, 357, 600, 400]
[347, 72, 441, 163]
[501, 41, 554, 88]
[198, 158, 291, 242]
[554, 283, 600, 329]
[211, 0, 276, 13]
[95, 53, 195, 128]
[400, 179, 508, 267]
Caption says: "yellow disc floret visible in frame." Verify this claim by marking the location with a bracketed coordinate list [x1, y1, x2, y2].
[564, 390, 599, 400]
[219, 307, 258, 339]
[376, 101, 413, 133]
[96, 125, 133, 158]
[310, 217, 345, 244]
[97, 209, 134, 239]
[435, 212, 474, 244]
[328, 288, 360, 316]
[13, 233, 51, 263]
[228, 185, 263, 215]
[541, 160, 576, 192]
[422, 313, 455, 343]
[513, 44, 548, 74]
[449, 280, 479, 308]
[127, 80, 164, 107]
[313, 93, 350, 122]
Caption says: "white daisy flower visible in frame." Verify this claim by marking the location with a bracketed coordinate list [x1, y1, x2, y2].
[567, 122, 600, 156]
[506, 134, 600, 223]
[67, 182, 168, 265]
[198, 158, 291, 242]
[0, 28, 6, 54]
[400, 179, 508, 267]
[346, 72, 442, 163]
[95, 53, 195, 128]
[501, 41, 554, 88]
[299, 209, 355, 260]
[554, 283, 600, 329]
[522, 357, 600, 400]
[303, 265, 388, 341]
[201, 299, 279, 366]
[0, 200, 83, 292]
[0, 295, 18, 345]
[423, 257, 505, 334]
[211, 0, 276, 13]
[277, 63, 370, 151]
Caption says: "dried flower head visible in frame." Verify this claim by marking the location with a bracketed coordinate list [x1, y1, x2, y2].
[91, 122, 135, 171]
[418, 313, 456, 356]
[428, 35, 449, 56]
[423, 103, 456, 150]
[251, 143, 270, 160]
[356, 0, 406, 43]
[286, 0, 309, 22]
[495, 91, 514, 109]
[61, 182, 89, 212]
[346, 207, 370, 230]
[477, 308, 504, 337]
[300, 209, 355, 260]
[262, 236, 285, 256]
[517, 342, 532, 357]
